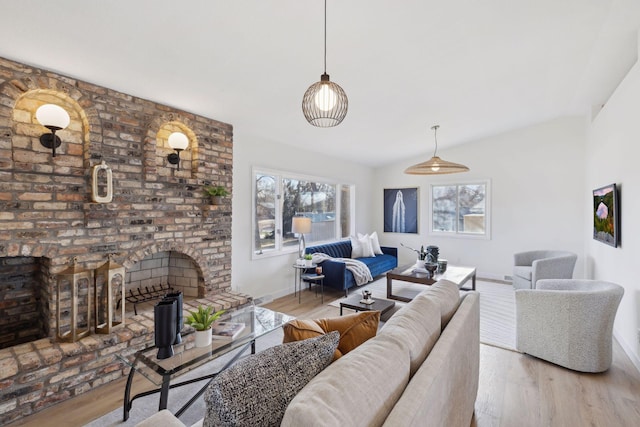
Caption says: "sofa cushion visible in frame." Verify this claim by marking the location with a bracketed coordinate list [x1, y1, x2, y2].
[283, 311, 380, 360]
[306, 240, 352, 259]
[360, 254, 398, 277]
[415, 279, 461, 328]
[378, 295, 441, 376]
[203, 332, 339, 427]
[281, 333, 410, 427]
[513, 265, 532, 280]
[382, 292, 480, 427]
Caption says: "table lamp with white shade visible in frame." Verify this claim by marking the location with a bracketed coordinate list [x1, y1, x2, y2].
[291, 216, 312, 258]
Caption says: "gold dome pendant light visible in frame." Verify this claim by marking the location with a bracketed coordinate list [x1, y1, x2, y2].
[302, 0, 348, 127]
[404, 125, 470, 175]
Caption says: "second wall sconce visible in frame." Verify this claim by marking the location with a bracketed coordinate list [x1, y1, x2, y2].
[36, 104, 70, 157]
[167, 131, 189, 170]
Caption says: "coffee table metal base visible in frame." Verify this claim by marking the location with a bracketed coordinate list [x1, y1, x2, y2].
[339, 296, 395, 316]
[123, 339, 255, 421]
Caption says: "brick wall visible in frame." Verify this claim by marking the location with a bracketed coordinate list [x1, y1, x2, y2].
[0, 56, 247, 424]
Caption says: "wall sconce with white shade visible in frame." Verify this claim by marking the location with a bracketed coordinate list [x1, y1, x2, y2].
[36, 104, 70, 157]
[291, 216, 312, 258]
[167, 131, 189, 170]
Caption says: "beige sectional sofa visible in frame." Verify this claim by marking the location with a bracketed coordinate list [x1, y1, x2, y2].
[137, 280, 480, 427]
[282, 280, 479, 426]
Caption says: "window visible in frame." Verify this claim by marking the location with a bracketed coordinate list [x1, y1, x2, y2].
[430, 180, 490, 239]
[253, 168, 354, 257]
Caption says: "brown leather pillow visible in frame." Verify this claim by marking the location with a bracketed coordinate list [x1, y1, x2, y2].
[282, 311, 380, 361]
[282, 319, 325, 342]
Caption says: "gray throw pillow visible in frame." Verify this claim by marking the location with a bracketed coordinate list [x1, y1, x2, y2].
[203, 331, 339, 427]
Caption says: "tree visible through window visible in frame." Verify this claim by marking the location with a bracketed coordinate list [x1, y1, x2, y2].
[253, 169, 353, 256]
[431, 181, 489, 237]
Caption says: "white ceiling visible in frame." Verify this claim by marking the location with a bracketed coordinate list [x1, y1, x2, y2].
[1, 0, 639, 167]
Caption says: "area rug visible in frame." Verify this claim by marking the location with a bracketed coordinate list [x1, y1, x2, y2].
[329, 277, 518, 352]
[85, 327, 285, 427]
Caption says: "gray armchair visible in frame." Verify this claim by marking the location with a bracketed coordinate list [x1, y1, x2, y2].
[512, 250, 577, 290]
[516, 279, 624, 373]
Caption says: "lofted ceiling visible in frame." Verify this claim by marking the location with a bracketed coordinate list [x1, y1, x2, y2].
[0, 0, 639, 167]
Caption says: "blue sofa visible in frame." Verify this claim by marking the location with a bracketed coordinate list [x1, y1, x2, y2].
[305, 240, 398, 296]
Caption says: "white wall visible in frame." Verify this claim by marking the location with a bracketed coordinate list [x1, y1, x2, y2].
[586, 57, 640, 369]
[231, 133, 374, 300]
[373, 118, 586, 280]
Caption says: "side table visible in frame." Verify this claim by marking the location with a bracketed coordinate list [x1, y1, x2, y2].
[292, 263, 316, 298]
[300, 274, 325, 303]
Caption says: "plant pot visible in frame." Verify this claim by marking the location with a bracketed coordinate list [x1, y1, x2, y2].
[195, 329, 212, 348]
[210, 196, 223, 205]
[305, 259, 313, 267]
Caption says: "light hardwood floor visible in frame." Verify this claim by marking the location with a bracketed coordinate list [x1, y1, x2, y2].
[9, 286, 640, 427]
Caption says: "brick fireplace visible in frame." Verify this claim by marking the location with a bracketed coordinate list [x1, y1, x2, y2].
[0, 56, 249, 424]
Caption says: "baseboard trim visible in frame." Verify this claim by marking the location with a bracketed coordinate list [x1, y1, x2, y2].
[614, 329, 640, 374]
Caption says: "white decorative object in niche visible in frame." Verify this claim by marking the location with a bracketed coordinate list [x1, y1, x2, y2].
[91, 160, 113, 203]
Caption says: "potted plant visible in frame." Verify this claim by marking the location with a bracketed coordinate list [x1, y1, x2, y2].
[203, 185, 229, 205]
[185, 305, 225, 347]
[304, 253, 313, 267]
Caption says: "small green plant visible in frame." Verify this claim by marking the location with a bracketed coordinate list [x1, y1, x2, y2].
[203, 185, 229, 197]
[185, 305, 225, 331]
[304, 254, 313, 260]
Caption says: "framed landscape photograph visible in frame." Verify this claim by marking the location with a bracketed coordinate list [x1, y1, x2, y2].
[592, 183, 619, 247]
[384, 188, 418, 233]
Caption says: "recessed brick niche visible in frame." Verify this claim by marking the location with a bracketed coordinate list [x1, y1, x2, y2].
[0, 56, 250, 424]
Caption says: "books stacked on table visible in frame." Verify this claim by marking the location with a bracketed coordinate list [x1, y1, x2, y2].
[212, 322, 246, 341]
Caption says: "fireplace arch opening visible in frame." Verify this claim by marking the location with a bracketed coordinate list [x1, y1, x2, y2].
[124, 250, 204, 314]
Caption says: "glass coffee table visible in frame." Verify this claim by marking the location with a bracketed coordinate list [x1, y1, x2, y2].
[118, 305, 293, 421]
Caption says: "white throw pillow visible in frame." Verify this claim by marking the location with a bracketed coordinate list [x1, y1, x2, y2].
[370, 231, 383, 255]
[358, 234, 375, 257]
[357, 232, 383, 255]
[350, 235, 363, 258]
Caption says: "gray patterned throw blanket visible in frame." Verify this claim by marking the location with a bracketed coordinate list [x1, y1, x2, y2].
[311, 253, 373, 286]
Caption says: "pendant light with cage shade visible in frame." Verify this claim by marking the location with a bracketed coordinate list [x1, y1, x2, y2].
[302, 0, 348, 127]
[404, 125, 470, 175]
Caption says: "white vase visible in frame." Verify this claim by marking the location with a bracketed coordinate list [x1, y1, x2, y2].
[305, 259, 313, 267]
[194, 329, 212, 348]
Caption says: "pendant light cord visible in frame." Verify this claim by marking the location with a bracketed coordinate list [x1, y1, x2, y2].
[431, 125, 439, 157]
[323, 0, 327, 74]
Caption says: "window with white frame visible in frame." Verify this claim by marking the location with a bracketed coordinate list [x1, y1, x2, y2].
[253, 168, 354, 257]
[430, 181, 490, 238]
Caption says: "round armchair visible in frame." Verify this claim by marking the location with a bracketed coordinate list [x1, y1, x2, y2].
[512, 250, 577, 290]
[515, 279, 624, 372]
